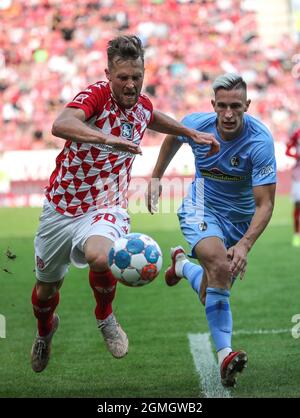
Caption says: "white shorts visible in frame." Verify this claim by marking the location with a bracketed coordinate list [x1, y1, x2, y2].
[292, 181, 300, 202]
[34, 200, 131, 283]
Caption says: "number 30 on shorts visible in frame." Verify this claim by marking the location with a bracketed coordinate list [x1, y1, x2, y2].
[91, 213, 117, 226]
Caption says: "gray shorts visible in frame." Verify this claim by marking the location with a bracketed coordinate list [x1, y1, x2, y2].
[34, 200, 130, 282]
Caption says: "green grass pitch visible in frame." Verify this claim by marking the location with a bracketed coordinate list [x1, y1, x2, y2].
[0, 195, 300, 398]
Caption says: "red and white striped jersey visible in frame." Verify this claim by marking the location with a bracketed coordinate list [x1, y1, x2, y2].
[46, 81, 153, 217]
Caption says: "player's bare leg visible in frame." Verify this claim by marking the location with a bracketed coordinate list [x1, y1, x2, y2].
[85, 235, 128, 358]
[199, 271, 208, 305]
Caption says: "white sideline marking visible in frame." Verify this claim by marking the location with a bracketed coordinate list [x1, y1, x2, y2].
[0, 314, 5, 339]
[188, 328, 290, 398]
[233, 328, 291, 336]
[188, 333, 231, 398]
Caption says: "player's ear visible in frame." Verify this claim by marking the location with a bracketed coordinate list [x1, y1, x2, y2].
[105, 68, 111, 81]
[245, 99, 251, 112]
[211, 99, 215, 110]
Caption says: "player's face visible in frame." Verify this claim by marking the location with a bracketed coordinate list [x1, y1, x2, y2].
[211, 88, 251, 140]
[105, 57, 144, 109]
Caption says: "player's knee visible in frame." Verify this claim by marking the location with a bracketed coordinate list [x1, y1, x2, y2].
[207, 260, 232, 288]
[87, 253, 109, 272]
[36, 281, 60, 301]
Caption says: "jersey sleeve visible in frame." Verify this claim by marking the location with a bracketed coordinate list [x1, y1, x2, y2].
[177, 113, 211, 144]
[139, 94, 154, 125]
[66, 82, 109, 120]
[251, 135, 277, 186]
[177, 114, 197, 144]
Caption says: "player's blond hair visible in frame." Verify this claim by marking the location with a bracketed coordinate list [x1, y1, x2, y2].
[212, 73, 247, 94]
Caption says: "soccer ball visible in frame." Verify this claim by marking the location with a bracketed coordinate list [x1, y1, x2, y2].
[108, 233, 163, 287]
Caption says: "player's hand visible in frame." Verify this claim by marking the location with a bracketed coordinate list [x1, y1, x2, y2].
[188, 130, 220, 157]
[146, 178, 162, 214]
[106, 137, 142, 154]
[227, 243, 248, 279]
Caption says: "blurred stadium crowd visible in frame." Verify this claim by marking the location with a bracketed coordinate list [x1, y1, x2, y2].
[1, 0, 299, 151]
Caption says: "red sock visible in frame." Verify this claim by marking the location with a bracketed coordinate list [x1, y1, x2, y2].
[89, 270, 117, 320]
[31, 287, 59, 337]
[294, 207, 300, 233]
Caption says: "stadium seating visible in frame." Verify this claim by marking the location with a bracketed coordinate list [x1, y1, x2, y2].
[0, 0, 299, 151]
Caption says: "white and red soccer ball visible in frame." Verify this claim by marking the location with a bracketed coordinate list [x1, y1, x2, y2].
[109, 233, 163, 287]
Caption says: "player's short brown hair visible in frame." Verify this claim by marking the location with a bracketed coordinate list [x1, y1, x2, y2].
[107, 35, 144, 69]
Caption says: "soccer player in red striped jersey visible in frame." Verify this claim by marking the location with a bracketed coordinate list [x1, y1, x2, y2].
[286, 127, 300, 247]
[30, 35, 219, 372]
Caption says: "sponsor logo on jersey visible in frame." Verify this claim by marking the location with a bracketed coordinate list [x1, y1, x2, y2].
[200, 168, 248, 182]
[121, 122, 134, 140]
[230, 156, 240, 167]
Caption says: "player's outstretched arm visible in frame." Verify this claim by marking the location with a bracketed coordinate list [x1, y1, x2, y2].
[148, 110, 220, 156]
[146, 134, 182, 214]
[227, 183, 276, 278]
[52, 107, 141, 154]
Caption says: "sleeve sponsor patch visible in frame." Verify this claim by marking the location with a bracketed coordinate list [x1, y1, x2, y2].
[259, 165, 274, 177]
[73, 94, 89, 104]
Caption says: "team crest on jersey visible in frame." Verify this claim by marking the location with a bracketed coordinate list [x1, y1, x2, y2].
[230, 156, 240, 167]
[36, 255, 45, 270]
[121, 122, 134, 140]
[199, 221, 207, 231]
